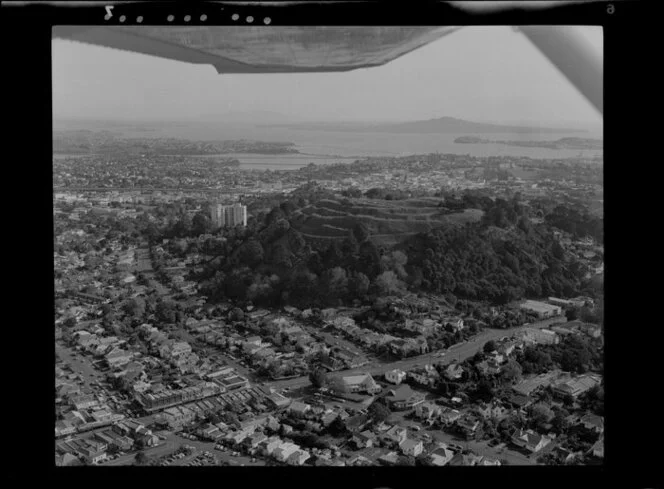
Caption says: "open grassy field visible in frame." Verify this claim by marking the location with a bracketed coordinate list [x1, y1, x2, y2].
[294, 197, 484, 245]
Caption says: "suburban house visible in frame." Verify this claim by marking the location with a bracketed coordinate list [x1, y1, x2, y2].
[227, 430, 251, 446]
[518, 328, 560, 345]
[384, 385, 425, 411]
[444, 363, 465, 381]
[580, 413, 604, 433]
[55, 453, 79, 467]
[380, 425, 408, 447]
[155, 406, 196, 430]
[477, 359, 502, 376]
[321, 355, 345, 371]
[552, 446, 580, 464]
[264, 391, 291, 409]
[512, 371, 562, 397]
[259, 436, 283, 456]
[477, 457, 501, 466]
[414, 401, 442, 423]
[78, 439, 108, 464]
[399, 438, 424, 457]
[498, 340, 521, 357]
[486, 351, 506, 364]
[70, 394, 98, 410]
[138, 433, 159, 447]
[55, 420, 77, 437]
[429, 445, 455, 466]
[346, 455, 375, 466]
[407, 365, 440, 388]
[511, 429, 552, 453]
[244, 432, 268, 452]
[389, 337, 429, 357]
[341, 373, 382, 395]
[196, 423, 221, 440]
[320, 411, 339, 427]
[552, 374, 602, 399]
[384, 369, 407, 385]
[217, 374, 250, 392]
[577, 323, 602, 339]
[442, 317, 465, 332]
[316, 459, 346, 467]
[377, 452, 400, 466]
[105, 348, 133, 369]
[345, 414, 370, 433]
[168, 341, 193, 358]
[588, 436, 604, 458]
[286, 450, 311, 466]
[438, 407, 462, 426]
[247, 309, 270, 320]
[449, 453, 481, 466]
[352, 430, 377, 449]
[475, 401, 509, 421]
[456, 415, 482, 440]
[273, 442, 300, 462]
[288, 401, 312, 416]
[78, 445, 107, 465]
[245, 335, 262, 346]
[404, 318, 441, 336]
[335, 349, 369, 369]
[507, 393, 533, 410]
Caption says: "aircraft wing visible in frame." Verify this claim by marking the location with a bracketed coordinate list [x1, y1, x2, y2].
[53, 23, 601, 114]
[52, 26, 462, 74]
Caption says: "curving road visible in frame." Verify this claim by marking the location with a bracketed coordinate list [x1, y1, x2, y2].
[265, 316, 566, 391]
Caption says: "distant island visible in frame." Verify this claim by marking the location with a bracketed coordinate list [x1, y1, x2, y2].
[264, 116, 587, 134]
[454, 136, 603, 150]
[53, 130, 300, 155]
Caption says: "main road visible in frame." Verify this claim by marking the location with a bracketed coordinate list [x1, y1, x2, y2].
[265, 316, 566, 391]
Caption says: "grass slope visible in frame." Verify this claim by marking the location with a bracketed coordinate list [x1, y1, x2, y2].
[293, 197, 483, 244]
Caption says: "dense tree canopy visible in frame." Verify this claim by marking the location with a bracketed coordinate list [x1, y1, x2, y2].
[190, 191, 599, 312]
[308, 368, 328, 389]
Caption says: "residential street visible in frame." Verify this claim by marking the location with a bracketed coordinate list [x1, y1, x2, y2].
[427, 429, 536, 465]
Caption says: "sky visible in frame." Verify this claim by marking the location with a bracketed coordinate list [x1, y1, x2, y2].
[53, 26, 602, 128]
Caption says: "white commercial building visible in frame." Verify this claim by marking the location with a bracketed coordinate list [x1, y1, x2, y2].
[519, 300, 562, 319]
[210, 202, 247, 228]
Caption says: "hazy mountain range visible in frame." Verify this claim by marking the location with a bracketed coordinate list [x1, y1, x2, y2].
[263, 116, 589, 134]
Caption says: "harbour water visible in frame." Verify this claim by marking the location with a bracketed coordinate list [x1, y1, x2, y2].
[53, 120, 603, 170]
